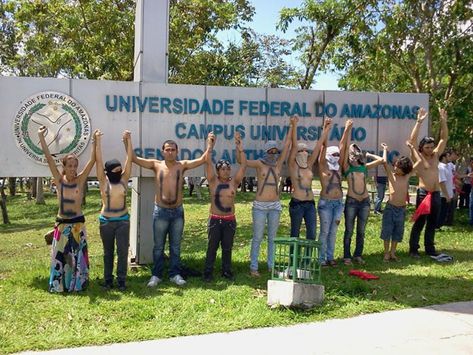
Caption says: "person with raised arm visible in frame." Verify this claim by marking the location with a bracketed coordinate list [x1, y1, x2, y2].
[95, 130, 132, 291]
[341, 121, 385, 265]
[317, 118, 345, 266]
[38, 126, 97, 292]
[287, 116, 329, 241]
[126, 133, 213, 287]
[236, 120, 293, 277]
[202, 132, 247, 282]
[378, 142, 418, 262]
[408, 107, 448, 259]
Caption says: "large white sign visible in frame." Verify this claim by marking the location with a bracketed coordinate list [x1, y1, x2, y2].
[0, 76, 428, 177]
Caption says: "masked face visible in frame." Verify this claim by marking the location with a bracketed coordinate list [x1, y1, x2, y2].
[105, 159, 122, 184]
[296, 150, 309, 168]
[261, 148, 279, 166]
[326, 146, 340, 171]
[106, 170, 122, 184]
[348, 143, 365, 166]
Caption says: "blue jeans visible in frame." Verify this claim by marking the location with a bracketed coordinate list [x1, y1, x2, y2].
[152, 204, 184, 278]
[289, 198, 316, 239]
[343, 197, 370, 259]
[250, 207, 281, 271]
[318, 198, 344, 263]
[374, 176, 387, 213]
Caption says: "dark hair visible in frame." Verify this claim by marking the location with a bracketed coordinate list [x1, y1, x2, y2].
[418, 136, 435, 152]
[215, 159, 231, 171]
[439, 152, 449, 162]
[61, 154, 79, 176]
[162, 140, 178, 150]
[395, 156, 413, 175]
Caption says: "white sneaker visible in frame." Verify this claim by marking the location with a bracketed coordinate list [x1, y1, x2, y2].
[147, 275, 162, 287]
[169, 274, 186, 286]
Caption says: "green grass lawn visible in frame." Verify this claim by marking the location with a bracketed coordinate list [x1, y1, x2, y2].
[1, 188, 473, 353]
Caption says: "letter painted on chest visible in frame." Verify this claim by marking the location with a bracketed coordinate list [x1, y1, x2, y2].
[259, 167, 279, 196]
[215, 183, 232, 213]
[159, 170, 180, 205]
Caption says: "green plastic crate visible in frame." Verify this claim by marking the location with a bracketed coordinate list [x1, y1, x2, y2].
[271, 237, 321, 284]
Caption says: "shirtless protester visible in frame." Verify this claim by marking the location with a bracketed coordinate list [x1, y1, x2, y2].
[127, 133, 212, 287]
[287, 116, 330, 241]
[317, 119, 346, 266]
[379, 142, 419, 262]
[95, 130, 132, 291]
[38, 126, 97, 292]
[408, 107, 448, 259]
[237, 122, 292, 277]
[341, 121, 385, 265]
[203, 132, 246, 282]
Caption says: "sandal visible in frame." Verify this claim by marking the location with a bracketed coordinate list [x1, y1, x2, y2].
[343, 258, 352, 265]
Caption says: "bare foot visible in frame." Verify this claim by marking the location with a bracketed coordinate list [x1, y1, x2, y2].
[390, 254, 399, 262]
[383, 253, 390, 262]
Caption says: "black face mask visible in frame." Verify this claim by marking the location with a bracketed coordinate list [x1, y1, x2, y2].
[106, 171, 122, 184]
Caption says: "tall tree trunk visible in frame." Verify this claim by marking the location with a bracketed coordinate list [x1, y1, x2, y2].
[36, 177, 45, 204]
[8, 177, 16, 196]
[31, 177, 37, 199]
[0, 179, 10, 224]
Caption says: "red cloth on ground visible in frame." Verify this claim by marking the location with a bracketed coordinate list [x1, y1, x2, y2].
[348, 270, 379, 280]
[411, 191, 432, 222]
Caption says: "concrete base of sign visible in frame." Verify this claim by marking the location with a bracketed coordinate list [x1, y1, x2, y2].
[267, 280, 324, 308]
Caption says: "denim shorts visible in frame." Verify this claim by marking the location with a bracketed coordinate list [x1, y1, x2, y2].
[380, 202, 406, 242]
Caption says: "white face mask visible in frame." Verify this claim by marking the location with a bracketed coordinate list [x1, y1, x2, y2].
[296, 151, 309, 168]
[326, 146, 340, 171]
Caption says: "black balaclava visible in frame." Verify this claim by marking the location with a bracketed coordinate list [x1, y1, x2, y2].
[105, 159, 122, 184]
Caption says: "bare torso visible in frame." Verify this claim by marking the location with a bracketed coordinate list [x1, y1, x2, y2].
[346, 171, 369, 200]
[388, 173, 410, 207]
[153, 160, 185, 208]
[319, 169, 343, 200]
[255, 163, 281, 202]
[416, 154, 440, 192]
[100, 180, 128, 217]
[56, 177, 84, 218]
[208, 179, 238, 215]
[290, 166, 314, 200]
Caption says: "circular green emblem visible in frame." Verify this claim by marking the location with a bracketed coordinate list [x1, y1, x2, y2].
[13, 92, 91, 165]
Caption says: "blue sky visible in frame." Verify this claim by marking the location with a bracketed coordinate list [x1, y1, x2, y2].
[217, 0, 341, 90]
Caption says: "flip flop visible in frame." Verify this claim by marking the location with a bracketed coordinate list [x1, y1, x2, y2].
[430, 253, 454, 263]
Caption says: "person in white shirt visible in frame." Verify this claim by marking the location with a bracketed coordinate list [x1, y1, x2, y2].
[437, 152, 453, 229]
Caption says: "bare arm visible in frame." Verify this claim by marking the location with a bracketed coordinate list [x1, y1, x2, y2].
[233, 132, 247, 186]
[122, 130, 133, 182]
[124, 134, 157, 170]
[288, 116, 298, 168]
[205, 132, 216, 184]
[339, 119, 353, 173]
[95, 130, 106, 186]
[434, 108, 448, 155]
[77, 130, 97, 184]
[277, 122, 293, 171]
[183, 132, 214, 171]
[379, 143, 395, 185]
[408, 107, 427, 146]
[318, 143, 328, 175]
[406, 140, 429, 170]
[38, 126, 61, 183]
[365, 151, 385, 169]
[236, 135, 261, 169]
[308, 118, 332, 167]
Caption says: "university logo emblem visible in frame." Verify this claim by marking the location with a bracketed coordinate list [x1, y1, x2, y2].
[13, 92, 91, 165]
